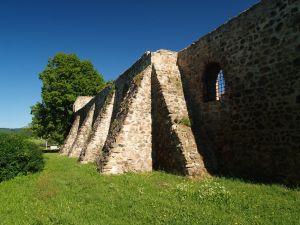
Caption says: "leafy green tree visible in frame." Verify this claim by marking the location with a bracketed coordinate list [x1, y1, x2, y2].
[31, 53, 105, 144]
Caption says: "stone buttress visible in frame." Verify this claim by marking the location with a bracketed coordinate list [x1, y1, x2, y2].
[60, 97, 93, 155]
[62, 51, 208, 177]
[151, 50, 207, 176]
[79, 87, 115, 164]
[68, 100, 95, 158]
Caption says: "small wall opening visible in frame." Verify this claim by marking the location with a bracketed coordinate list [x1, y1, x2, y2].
[203, 63, 225, 102]
[216, 70, 225, 100]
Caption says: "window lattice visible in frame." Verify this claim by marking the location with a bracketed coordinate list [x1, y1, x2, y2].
[216, 70, 225, 100]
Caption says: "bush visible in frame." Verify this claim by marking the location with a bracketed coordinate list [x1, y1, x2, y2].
[0, 134, 44, 182]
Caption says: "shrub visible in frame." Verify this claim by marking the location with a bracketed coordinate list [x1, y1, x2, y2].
[0, 134, 44, 182]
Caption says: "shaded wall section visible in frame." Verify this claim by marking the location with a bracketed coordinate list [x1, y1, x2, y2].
[151, 50, 207, 177]
[178, 0, 300, 185]
[60, 96, 94, 155]
[79, 89, 115, 164]
[68, 99, 96, 157]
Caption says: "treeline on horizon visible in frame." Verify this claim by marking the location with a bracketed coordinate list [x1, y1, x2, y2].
[0, 128, 33, 136]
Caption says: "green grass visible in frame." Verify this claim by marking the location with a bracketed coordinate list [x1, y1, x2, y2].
[28, 137, 44, 144]
[0, 154, 299, 225]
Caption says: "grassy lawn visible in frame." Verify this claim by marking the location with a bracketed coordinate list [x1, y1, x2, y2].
[0, 154, 299, 225]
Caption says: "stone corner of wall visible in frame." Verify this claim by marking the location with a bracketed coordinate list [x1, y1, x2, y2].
[73, 96, 94, 112]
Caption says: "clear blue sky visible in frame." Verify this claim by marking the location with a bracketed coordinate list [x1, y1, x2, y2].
[0, 0, 258, 128]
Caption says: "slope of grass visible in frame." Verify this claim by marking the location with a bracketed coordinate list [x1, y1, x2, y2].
[0, 154, 299, 225]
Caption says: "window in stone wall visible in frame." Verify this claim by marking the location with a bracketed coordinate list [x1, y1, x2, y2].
[216, 70, 225, 100]
[203, 63, 225, 102]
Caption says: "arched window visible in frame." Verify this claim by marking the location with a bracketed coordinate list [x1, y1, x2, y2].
[203, 63, 225, 102]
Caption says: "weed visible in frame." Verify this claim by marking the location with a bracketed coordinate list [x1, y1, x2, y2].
[175, 117, 192, 127]
[133, 74, 143, 86]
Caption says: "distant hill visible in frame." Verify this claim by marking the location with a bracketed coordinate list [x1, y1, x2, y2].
[0, 128, 33, 137]
[0, 128, 21, 133]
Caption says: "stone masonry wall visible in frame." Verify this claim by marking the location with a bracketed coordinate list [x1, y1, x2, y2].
[151, 50, 207, 177]
[61, 114, 81, 155]
[97, 51, 207, 176]
[73, 97, 93, 112]
[98, 64, 153, 174]
[80, 90, 115, 164]
[61, 96, 94, 155]
[61, 0, 299, 185]
[68, 102, 95, 157]
[177, 0, 300, 185]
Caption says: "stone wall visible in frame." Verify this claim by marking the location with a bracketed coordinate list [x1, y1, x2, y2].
[69, 103, 95, 157]
[73, 97, 93, 112]
[151, 50, 207, 177]
[177, 0, 300, 185]
[79, 89, 115, 164]
[60, 114, 81, 155]
[98, 53, 153, 174]
[60, 97, 94, 155]
[61, 0, 300, 185]
[62, 51, 208, 178]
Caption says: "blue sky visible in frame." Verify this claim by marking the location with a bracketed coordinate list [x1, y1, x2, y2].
[0, 0, 258, 128]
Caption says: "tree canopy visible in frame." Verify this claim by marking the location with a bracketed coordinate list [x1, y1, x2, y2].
[31, 53, 105, 144]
